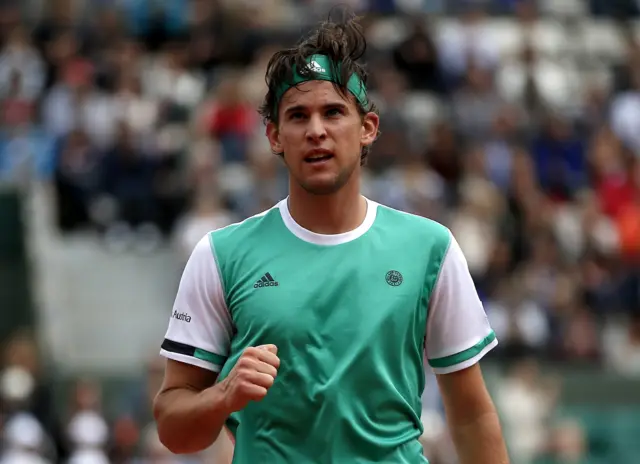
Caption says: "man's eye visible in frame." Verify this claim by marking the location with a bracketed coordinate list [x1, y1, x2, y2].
[326, 108, 342, 117]
[290, 112, 305, 120]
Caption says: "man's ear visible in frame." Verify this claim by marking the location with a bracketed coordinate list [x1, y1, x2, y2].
[360, 112, 379, 148]
[266, 122, 283, 154]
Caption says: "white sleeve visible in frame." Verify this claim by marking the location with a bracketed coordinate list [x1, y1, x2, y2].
[425, 231, 498, 375]
[160, 233, 233, 372]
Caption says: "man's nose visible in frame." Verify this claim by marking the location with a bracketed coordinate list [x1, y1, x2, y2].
[305, 113, 327, 142]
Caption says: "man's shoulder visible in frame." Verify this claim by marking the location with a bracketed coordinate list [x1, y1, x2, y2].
[210, 203, 282, 244]
[373, 202, 452, 249]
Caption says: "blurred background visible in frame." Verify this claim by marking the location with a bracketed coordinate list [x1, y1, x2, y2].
[0, 0, 639, 462]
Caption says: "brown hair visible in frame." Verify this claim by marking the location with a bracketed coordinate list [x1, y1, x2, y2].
[258, 8, 379, 165]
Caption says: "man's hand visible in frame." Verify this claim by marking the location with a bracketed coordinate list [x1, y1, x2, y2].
[154, 346, 279, 455]
[219, 344, 280, 413]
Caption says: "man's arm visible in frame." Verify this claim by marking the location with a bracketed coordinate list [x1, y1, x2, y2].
[154, 360, 227, 454]
[424, 231, 508, 463]
[437, 364, 508, 464]
[154, 233, 235, 454]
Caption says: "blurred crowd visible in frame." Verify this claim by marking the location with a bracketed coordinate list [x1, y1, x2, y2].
[1, 0, 640, 462]
[0, 330, 234, 463]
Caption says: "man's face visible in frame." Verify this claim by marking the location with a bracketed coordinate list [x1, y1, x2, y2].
[267, 80, 378, 195]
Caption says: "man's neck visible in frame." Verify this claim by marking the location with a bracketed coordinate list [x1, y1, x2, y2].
[287, 180, 367, 235]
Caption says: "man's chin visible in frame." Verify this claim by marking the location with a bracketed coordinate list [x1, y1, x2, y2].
[293, 165, 357, 196]
[300, 180, 343, 195]
[298, 173, 347, 195]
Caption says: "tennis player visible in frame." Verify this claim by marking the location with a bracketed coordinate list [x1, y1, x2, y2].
[154, 12, 508, 464]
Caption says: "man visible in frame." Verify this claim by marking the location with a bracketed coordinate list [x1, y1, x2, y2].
[153, 12, 509, 464]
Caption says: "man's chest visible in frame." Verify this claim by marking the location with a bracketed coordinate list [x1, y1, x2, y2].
[223, 245, 428, 350]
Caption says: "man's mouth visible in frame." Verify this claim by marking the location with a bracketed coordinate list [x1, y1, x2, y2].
[304, 151, 334, 164]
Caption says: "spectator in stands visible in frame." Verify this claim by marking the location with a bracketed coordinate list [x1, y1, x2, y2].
[392, 17, 447, 94]
[0, 113, 57, 187]
[142, 40, 205, 111]
[497, 358, 560, 464]
[485, 277, 551, 358]
[368, 67, 413, 170]
[99, 121, 159, 233]
[0, 26, 45, 104]
[611, 64, 640, 154]
[64, 378, 111, 463]
[109, 415, 141, 463]
[0, 40, 56, 186]
[540, 419, 588, 464]
[0, 330, 63, 461]
[1, 412, 53, 464]
[437, 2, 499, 83]
[2, 71, 36, 128]
[605, 314, 640, 376]
[113, 71, 160, 139]
[206, 72, 257, 163]
[53, 128, 100, 232]
[614, 157, 640, 260]
[173, 184, 236, 265]
[483, 107, 520, 192]
[530, 114, 587, 202]
[450, 174, 503, 277]
[451, 62, 504, 142]
[41, 55, 119, 148]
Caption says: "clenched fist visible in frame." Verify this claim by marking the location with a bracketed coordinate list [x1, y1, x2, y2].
[220, 345, 280, 413]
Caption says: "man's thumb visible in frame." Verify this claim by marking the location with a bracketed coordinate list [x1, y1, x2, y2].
[258, 344, 278, 355]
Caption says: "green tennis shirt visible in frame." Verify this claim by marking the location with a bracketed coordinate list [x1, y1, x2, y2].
[161, 198, 497, 463]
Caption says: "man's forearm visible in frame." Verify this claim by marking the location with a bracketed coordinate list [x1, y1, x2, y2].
[154, 384, 230, 454]
[449, 411, 509, 464]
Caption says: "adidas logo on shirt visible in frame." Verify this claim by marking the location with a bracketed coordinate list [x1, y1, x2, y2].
[254, 272, 279, 288]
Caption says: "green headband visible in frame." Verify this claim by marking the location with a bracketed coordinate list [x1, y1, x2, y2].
[274, 54, 369, 113]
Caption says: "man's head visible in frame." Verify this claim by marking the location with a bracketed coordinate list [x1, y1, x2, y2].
[259, 12, 380, 196]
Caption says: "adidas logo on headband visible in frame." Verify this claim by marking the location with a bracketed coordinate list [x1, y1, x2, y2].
[306, 61, 326, 74]
[275, 54, 369, 111]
